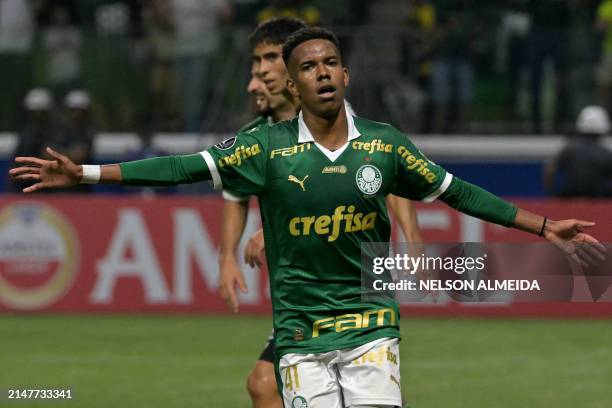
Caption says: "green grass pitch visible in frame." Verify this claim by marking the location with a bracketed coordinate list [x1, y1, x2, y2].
[0, 315, 611, 407]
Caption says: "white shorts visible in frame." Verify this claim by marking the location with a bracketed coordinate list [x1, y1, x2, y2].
[278, 337, 402, 408]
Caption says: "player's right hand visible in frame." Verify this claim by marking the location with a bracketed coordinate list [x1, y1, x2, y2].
[218, 255, 248, 313]
[10, 147, 81, 192]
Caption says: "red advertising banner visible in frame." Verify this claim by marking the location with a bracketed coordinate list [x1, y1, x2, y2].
[0, 196, 610, 316]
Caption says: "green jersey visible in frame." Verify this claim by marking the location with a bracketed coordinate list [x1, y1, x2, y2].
[224, 115, 272, 202]
[238, 115, 271, 133]
[203, 111, 451, 356]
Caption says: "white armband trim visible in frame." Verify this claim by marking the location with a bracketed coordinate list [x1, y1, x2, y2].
[222, 190, 249, 203]
[422, 172, 453, 203]
[200, 150, 222, 190]
[80, 165, 101, 184]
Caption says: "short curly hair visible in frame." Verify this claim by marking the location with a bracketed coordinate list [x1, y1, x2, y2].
[249, 17, 307, 49]
[282, 26, 342, 66]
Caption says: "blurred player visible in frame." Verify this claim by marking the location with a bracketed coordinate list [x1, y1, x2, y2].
[219, 18, 304, 408]
[10, 26, 604, 408]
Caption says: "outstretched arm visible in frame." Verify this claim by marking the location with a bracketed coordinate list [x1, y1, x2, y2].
[439, 177, 605, 266]
[10, 147, 212, 192]
[10, 147, 123, 192]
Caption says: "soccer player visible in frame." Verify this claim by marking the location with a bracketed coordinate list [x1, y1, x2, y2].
[10, 27, 603, 408]
[220, 18, 425, 408]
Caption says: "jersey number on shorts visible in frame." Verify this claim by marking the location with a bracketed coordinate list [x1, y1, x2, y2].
[284, 366, 300, 391]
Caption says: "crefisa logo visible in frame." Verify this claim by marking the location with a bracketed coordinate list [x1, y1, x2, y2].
[0, 203, 78, 310]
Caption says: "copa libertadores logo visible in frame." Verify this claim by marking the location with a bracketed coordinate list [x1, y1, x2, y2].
[291, 396, 308, 408]
[356, 164, 382, 195]
[0, 203, 78, 310]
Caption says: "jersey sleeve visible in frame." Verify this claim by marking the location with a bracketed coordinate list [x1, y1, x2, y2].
[390, 128, 453, 202]
[202, 127, 268, 196]
[222, 189, 250, 202]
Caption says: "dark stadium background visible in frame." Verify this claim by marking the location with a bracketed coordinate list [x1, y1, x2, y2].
[0, 1, 611, 407]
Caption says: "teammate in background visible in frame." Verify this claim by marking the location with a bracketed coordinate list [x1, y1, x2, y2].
[219, 18, 303, 408]
[10, 27, 603, 408]
[219, 18, 425, 408]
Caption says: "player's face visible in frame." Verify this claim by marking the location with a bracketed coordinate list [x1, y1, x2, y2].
[287, 39, 348, 118]
[252, 42, 288, 95]
[247, 72, 272, 115]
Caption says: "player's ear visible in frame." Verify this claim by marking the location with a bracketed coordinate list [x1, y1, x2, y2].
[287, 77, 299, 99]
[343, 67, 349, 88]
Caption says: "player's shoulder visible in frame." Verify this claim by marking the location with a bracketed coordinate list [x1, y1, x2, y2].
[229, 117, 298, 148]
[353, 115, 406, 142]
[266, 117, 300, 146]
[238, 115, 270, 133]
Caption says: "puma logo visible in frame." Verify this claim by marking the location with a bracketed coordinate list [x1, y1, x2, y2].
[390, 374, 401, 389]
[288, 175, 309, 191]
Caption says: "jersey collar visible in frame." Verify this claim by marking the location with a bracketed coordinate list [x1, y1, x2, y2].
[298, 100, 361, 144]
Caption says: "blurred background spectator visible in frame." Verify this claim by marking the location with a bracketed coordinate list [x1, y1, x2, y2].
[545, 105, 612, 197]
[54, 89, 94, 165]
[77, 0, 145, 131]
[171, 0, 232, 133]
[256, 0, 320, 25]
[0, 1, 611, 137]
[596, 0, 612, 112]
[429, 0, 479, 133]
[8, 88, 57, 192]
[405, 0, 436, 133]
[42, 4, 82, 99]
[0, 0, 35, 130]
[526, 0, 571, 134]
[143, 0, 178, 131]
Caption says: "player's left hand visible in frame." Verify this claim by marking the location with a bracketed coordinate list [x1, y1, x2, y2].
[219, 255, 248, 313]
[244, 229, 265, 267]
[544, 219, 606, 267]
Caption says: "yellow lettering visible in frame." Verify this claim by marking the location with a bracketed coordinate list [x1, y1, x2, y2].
[287, 206, 379, 240]
[293, 366, 300, 389]
[329, 206, 345, 242]
[343, 205, 356, 232]
[284, 367, 293, 390]
[311, 308, 397, 339]
[362, 308, 396, 328]
[351, 213, 363, 232]
[361, 213, 377, 231]
[426, 172, 437, 183]
[301, 216, 316, 235]
[314, 215, 331, 235]
[312, 317, 335, 337]
[335, 313, 363, 332]
[282, 146, 295, 156]
[289, 218, 300, 236]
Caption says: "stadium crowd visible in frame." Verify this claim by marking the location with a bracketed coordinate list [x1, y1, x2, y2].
[0, 0, 611, 134]
[1, 0, 612, 196]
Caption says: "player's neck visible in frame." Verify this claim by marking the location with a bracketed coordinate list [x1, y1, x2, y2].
[271, 100, 297, 123]
[302, 105, 348, 151]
